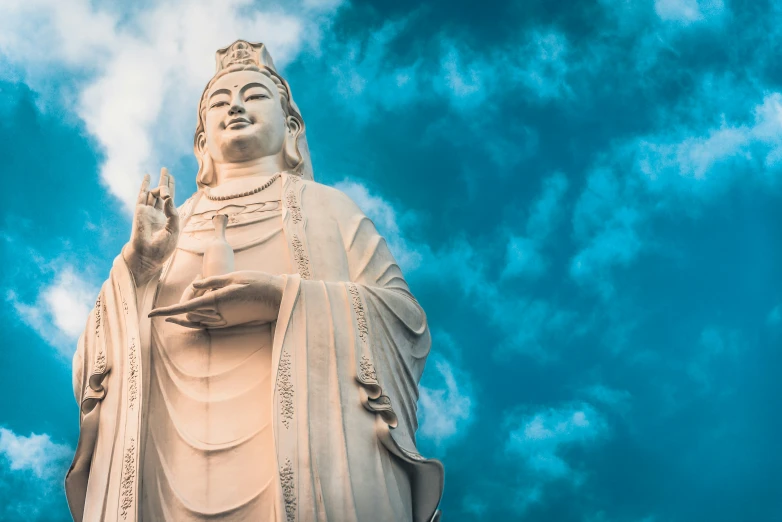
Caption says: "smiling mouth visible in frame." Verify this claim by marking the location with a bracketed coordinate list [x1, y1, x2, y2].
[226, 118, 251, 128]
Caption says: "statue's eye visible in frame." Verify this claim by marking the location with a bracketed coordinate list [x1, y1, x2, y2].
[246, 94, 269, 101]
[210, 100, 229, 109]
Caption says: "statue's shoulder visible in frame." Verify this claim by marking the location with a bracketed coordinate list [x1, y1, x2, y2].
[297, 178, 363, 218]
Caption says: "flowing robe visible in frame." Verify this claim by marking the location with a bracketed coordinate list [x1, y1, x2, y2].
[139, 185, 288, 520]
[65, 173, 444, 522]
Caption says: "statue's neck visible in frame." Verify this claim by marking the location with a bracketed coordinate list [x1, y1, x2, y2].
[213, 156, 284, 186]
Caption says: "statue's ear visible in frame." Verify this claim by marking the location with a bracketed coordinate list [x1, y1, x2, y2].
[195, 132, 215, 186]
[283, 115, 303, 170]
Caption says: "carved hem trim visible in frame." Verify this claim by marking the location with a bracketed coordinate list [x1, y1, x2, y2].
[347, 283, 398, 428]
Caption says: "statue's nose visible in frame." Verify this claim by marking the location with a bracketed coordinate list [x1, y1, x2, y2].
[228, 102, 245, 116]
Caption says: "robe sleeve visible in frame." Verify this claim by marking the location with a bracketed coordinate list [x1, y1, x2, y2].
[340, 192, 443, 521]
[272, 180, 443, 522]
[66, 278, 112, 521]
[65, 255, 149, 522]
[338, 199, 431, 446]
[331, 188, 444, 521]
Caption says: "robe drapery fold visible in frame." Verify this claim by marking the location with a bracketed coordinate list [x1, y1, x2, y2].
[66, 173, 444, 522]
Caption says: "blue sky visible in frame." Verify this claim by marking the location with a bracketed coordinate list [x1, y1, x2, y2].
[1, 0, 781, 520]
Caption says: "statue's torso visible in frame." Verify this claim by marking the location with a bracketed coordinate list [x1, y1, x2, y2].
[141, 181, 289, 521]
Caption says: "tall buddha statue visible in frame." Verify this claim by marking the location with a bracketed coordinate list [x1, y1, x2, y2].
[65, 40, 444, 522]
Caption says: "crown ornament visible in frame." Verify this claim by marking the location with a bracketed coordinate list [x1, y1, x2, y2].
[197, 39, 315, 182]
[215, 40, 277, 74]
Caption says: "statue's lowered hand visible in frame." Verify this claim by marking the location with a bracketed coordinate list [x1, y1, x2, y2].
[148, 271, 285, 329]
[122, 168, 179, 286]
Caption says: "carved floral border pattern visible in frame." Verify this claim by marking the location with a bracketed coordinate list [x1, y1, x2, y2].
[348, 284, 379, 387]
[280, 458, 297, 522]
[127, 337, 138, 411]
[119, 437, 136, 520]
[278, 349, 294, 429]
[286, 189, 303, 224]
[291, 234, 311, 280]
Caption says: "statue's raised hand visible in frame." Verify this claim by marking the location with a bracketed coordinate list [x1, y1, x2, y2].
[122, 168, 179, 286]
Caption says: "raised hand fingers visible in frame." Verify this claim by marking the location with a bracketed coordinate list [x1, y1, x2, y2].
[168, 171, 176, 203]
[157, 167, 171, 199]
[137, 174, 151, 205]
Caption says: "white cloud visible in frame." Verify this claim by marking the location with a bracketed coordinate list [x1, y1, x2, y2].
[636, 90, 782, 195]
[569, 81, 782, 296]
[509, 30, 573, 101]
[0, 427, 71, 480]
[417, 332, 475, 453]
[434, 29, 573, 110]
[506, 403, 607, 478]
[503, 236, 547, 279]
[328, 18, 424, 121]
[503, 172, 569, 279]
[0, 0, 345, 210]
[654, 0, 725, 24]
[582, 384, 632, 409]
[504, 402, 609, 512]
[8, 264, 97, 356]
[418, 357, 474, 449]
[0, 427, 73, 521]
[324, 21, 578, 123]
[435, 46, 489, 110]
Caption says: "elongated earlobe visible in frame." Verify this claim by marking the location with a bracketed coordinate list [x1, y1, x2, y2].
[198, 151, 215, 186]
[195, 133, 215, 187]
[282, 116, 302, 171]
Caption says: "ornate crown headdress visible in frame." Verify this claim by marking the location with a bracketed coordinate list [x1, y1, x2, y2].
[195, 39, 314, 182]
[215, 40, 277, 73]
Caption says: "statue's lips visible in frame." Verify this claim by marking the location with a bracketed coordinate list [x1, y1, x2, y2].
[225, 118, 252, 129]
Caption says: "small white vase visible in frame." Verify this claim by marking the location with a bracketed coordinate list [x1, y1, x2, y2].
[203, 214, 234, 278]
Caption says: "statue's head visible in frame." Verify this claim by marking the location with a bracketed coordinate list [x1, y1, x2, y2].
[194, 41, 312, 186]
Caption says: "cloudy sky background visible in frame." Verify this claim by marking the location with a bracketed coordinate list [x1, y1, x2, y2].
[1, 0, 781, 520]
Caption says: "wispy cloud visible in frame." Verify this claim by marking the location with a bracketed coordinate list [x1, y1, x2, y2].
[504, 402, 609, 512]
[570, 77, 782, 296]
[0, 0, 345, 209]
[654, 0, 725, 25]
[0, 428, 71, 480]
[434, 29, 574, 110]
[503, 171, 569, 279]
[418, 332, 475, 453]
[328, 18, 424, 121]
[582, 384, 632, 410]
[0, 427, 72, 521]
[7, 264, 96, 357]
[687, 326, 742, 394]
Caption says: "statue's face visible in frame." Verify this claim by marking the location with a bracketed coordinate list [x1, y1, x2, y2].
[204, 69, 287, 164]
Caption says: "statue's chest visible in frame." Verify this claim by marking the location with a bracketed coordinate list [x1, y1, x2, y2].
[154, 208, 291, 311]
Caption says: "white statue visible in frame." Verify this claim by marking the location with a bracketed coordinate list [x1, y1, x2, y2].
[65, 41, 444, 522]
